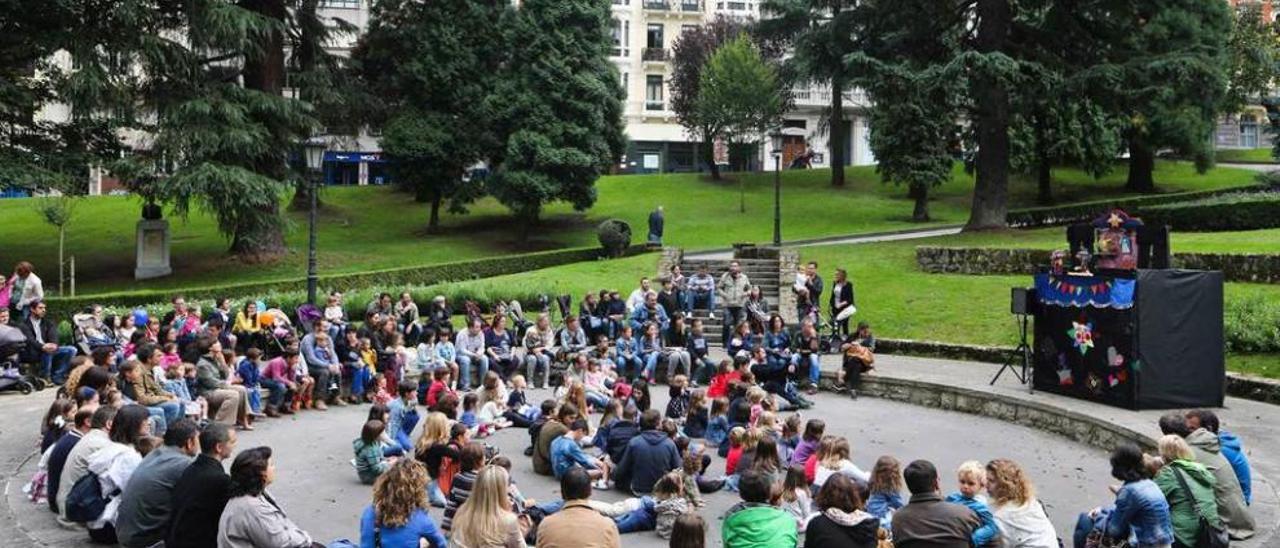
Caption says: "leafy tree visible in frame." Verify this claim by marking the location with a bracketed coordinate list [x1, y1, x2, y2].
[488, 0, 626, 227]
[670, 16, 750, 181]
[698, 35, 788, 212]
[1226, 3, 1278, 116]
[759, 0, 863, 187]
[353, 0, 507, 232]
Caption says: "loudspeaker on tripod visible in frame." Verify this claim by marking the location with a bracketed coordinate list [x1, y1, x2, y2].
[1010, 287, 1036, 316]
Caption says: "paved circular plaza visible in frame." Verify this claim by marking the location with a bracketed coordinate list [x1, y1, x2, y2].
[2, 382, 1117, 547]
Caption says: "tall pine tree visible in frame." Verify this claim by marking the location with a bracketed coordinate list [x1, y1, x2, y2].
[489, 0, 626, 226]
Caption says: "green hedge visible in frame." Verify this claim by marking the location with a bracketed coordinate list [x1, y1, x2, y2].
[1136, 192, 1280, 232]
[1005, 185, 1270, 227]
[46, 244, 647, 319]
[1226, 298, 1280, 354]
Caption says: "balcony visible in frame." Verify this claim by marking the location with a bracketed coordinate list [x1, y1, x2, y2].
[644, 0, 670, 9]
[642, 47, 670, 63]
[680, 0, 704, 12]
[645, 100, 666, 111]
[646, 0, 703, 16]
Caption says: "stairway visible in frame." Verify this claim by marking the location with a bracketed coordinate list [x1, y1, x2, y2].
[677, 256, 782, 346]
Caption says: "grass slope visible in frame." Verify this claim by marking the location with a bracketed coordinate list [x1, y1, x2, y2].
[1215, 148, 1276, 163]
[1, 160, 1258, 294]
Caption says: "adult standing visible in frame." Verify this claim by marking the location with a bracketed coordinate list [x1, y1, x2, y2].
[167, 424, 238, 548]
[1152, 435, 1221, 548]
[983, 459, 1058, 548]
[612, 409, 682, 495]
[11, 261, 44, 319]
[83, 405, 153, 543]
[804, 474, 880, 548]
[57, 406, 117, 522]
[892, 459, 983, 548]
[804, 262, 824, 317]
[19, 299, 77, 385]
[115, 419, 201, 548]
[829, 268, 855, 337]
[358, 459, 447, 548]
[449, 465, 526, 548]
[648, 205, 664, 245]
[537, 467, 621, 548]
[1184, 420, 1255, 539]
[716, 261, 750, 345]
[193, 337, 252, 429]
[217, 446, 318, 548]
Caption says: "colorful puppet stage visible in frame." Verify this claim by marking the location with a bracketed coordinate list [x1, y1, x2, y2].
[1031, 270, 1225, 410]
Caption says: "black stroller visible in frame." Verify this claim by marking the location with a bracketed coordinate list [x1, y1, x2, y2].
[0, 324, 38, 395]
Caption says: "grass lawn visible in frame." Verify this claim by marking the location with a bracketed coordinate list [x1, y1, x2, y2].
[913, 227, 1280, 255]
[1, 160, 1260, 295]
[1215, 148, 1275, 163]
[796, 232, 1280, 378]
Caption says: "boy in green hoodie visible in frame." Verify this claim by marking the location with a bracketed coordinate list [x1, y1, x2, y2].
[722, 468, 798, 548]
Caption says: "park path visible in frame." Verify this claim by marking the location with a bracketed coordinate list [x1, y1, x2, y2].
[1218, 162, 1279, 172]
[684, 225, 964, 260]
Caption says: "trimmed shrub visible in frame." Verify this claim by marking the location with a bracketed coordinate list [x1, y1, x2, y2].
[1005, 185, 1269, 227]
[1136, 192, 1280, 231]
[1226, 298, 1280, 353]
[46, 244, 646, 319]
[597, 219, 632, 257]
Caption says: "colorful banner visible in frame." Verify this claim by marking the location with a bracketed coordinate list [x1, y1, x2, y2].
[1034, 273, 1135, 309]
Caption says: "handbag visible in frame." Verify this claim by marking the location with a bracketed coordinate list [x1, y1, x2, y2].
[1171, 466, 1230, 548]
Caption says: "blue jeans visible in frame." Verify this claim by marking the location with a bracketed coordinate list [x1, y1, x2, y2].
[457, 354, 489, 390]
[428, 479, 447, 506]
[1074, 512, 1093, 548]
[688, 289, 714, 312]
[617, 355, 643, 381]
[693, 356, 716, 384]
[154, 400, 182, 426]
[41, 346, 77, 383]
[641, 353, 661, 380]
[524, 353, 551, 387]
[585, 391, 609, 410]
[614, 496, 656, 533]
[792, 354, 821, 385]
[144, 407, 167, 435]
[244, 386, 262, 413]
[346, 364, 372, 397]
[395, 409, 420, 452]
[260, 378, 288, 408]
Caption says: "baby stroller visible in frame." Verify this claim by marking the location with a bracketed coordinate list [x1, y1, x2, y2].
[0, 324, 37, 395]
[817, 306, 856, 355]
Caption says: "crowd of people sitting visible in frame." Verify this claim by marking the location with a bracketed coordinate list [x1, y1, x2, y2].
[3, 259, 1263, 548]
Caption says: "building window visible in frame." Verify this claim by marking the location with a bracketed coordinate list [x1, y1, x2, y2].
[1241, 114, 1260, 148]
[621, 72, 629, 97]
[681, 24, 699, 36]
[320, 0, 360, 8]
[646, 75, 664, 111]
[610, 19, 630, 57]
[647, 23, 664, 49]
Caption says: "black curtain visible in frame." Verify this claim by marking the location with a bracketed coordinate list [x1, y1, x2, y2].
[1135, 270, 1225, 409]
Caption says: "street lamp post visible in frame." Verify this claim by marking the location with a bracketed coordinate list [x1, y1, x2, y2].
[769, 129, 783, 246]
[302, 137, 327, 305]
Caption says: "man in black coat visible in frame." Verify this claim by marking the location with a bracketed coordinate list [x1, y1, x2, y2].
[612, 409, 682, 495]
[600, 404, 642, 465]
[166, 424, 237, 548]
[18, 300, 77, 385]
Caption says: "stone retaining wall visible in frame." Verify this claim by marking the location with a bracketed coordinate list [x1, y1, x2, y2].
[656, 247, 683, 279]
[916, 246, 1280, 284]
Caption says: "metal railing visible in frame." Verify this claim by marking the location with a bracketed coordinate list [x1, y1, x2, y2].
[645, 100, 665, 111]
[642, 47, 669, 62]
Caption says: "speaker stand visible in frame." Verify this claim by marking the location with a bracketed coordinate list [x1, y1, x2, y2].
[991, 314, 1032, 390]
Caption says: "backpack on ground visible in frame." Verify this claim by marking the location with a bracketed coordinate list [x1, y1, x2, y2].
[64, 471, 118, 523]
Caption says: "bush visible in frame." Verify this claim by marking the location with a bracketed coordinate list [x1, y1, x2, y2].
[46, 244, 646, 319]
[1136, 192, 1280, 231]
[1226, 297, 1280, 353]
[597, 219, 632, 257]
[1005, 185, 1269, 228]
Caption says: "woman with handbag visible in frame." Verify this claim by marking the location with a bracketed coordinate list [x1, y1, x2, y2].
[358, 459, 447, 548]
[1153, 435, 1227, 548]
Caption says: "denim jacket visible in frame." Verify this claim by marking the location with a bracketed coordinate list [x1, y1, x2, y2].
[616, 336, 639, 360]
[1104, 479, 1174, 547]
[764, 331, 791, 358]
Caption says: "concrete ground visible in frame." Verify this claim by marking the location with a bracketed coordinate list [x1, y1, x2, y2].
[2, 368, 1116, 547]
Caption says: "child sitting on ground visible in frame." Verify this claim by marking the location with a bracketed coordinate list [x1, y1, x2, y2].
[722, 468, 799, 548]
[706, 358, 739, 400]
[790, 419, 824, 467]
[235, 348, 264, 415]
[458, 392, 492, 437]
[684, 389, 709, 439]
[779, 464, 817, 532]
[707, 397, 731, 456]
[370, 373, 393, 407]
[386, 381, 420, 453]
[426, 368, 454, 410]
[352, 419, 395, 484]
[725, 426, 748, 476]
[814, 436, 869, 489]
[866, 455, 906, 528]
[945, 460, 1000, 548]
[614, 471, 688, 538]
[666, 374, 691, 421]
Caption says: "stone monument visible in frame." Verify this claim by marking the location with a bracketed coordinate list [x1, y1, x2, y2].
[135, 219, 172, 279]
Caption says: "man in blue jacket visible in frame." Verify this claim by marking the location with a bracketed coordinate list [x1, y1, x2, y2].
[612, 409, 682, 495]
[1187, 409, 1252, 505]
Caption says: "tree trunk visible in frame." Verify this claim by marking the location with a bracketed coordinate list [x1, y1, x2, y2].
[290, 179, 321, 211]
[965, 0, 1012, 231]
[233, 0, 290, 259]
[427, 190, 442, 233]
[229, 205, 288, 260]
[703, 129, 722, 181]
[1126, 138, 1156, 192]
[909, 182, 930, 221]
[1036, 159, 1053, 205]
[829, 77, 845, 187]
[58, 226, 65, 296]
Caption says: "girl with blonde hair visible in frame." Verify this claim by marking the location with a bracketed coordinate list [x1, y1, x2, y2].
[814, 437, 869, 489]
[448, 465, 526, 548]
[414, 412, 453, 507]
[359, 459, 447, 547]
[984, 458, 1058, 548]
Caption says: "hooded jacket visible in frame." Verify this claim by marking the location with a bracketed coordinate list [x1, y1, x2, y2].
[804, 508, 880, 548]
[721, 502, 798, 548]
[1186, 428, 1256, 539]
[612, 430, 682, 494]
[1218, 430, 1252, 505]
[1154, 459, 1221, 547]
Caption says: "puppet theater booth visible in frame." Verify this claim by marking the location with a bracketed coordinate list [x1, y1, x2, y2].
[1028, 210, 1226, 410]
